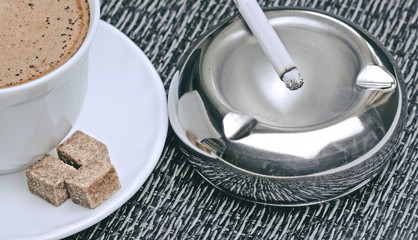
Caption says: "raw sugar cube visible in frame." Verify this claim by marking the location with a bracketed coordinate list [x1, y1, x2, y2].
[57, 130, 110, 168]
[25, 154, 76, 206]
[65, 160, 121, 209]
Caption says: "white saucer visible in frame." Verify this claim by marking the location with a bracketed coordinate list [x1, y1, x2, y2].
[0, 21, 168, 240]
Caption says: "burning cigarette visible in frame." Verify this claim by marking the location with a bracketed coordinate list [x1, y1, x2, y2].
[235, 0, 304, 90]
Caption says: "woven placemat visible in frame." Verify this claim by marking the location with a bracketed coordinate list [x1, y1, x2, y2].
[66, 0, 417, 239]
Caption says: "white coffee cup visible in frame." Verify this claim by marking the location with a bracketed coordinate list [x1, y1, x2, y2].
[0, 0, 100, 174]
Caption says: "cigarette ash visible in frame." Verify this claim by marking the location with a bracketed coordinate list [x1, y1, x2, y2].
[282, 68, 304, 91]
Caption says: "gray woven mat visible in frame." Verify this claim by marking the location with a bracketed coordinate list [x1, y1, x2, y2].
[66, 0, 417, 239]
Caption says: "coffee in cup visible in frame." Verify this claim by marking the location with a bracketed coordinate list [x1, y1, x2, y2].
[0, 0, 90, 88]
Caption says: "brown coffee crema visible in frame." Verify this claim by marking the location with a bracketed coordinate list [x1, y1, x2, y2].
[0, 0, 90, 88]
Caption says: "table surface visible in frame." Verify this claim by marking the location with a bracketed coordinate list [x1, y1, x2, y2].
[66, 0, 417, 239]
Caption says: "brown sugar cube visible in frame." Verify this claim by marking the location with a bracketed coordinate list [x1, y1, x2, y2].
[25, 154, 76, 207]
[65, 160, 121, 209]
[57, 130, 110, 168]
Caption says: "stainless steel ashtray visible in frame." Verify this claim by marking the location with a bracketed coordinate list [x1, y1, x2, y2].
[168, 7, 406, 206]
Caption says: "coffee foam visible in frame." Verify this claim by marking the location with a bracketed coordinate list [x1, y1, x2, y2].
[0, 0, 90, 88]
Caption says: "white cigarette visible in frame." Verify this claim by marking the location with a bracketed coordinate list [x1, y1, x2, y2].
[234, 0, 304, 90]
